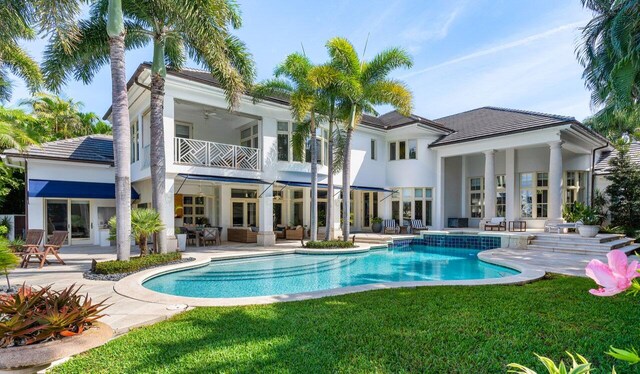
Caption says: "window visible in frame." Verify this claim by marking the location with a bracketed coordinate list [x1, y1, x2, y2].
[565, 171, 586, 206]
[240, 123, 259, 149]
[469, 177, 483, 218]
[370, 139, 376, 160]
[175, 123, 191, 139]
[292, 188, 304, 226]
[391, 187, 433, 226]
[389, 140, 418, 160]
[277, 122, 289, 161]
[230, 188, 257, 227]
[182, 195, 206, 225]
[519, 172, 548, 219]
[130, 117, 139, 163]
[496, 175, 506, 217]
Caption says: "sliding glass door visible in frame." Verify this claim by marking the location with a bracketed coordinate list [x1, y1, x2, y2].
[45, 199, 92, 245]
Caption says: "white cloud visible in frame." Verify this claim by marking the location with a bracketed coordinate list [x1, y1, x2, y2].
[400, 3, 465, 53]
[401, 20, 588, 79]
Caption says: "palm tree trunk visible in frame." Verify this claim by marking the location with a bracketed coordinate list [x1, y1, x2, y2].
[108, 31, 131, 261]
[150, 72, 167, 253]
[324, 114, 335, 241]
[342, 126, 353, 241]
[310, 114, 318, 241]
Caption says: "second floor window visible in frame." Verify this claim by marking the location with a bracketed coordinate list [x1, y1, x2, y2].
[130, 117, 139, 163]
[371, 139, 377, 160]
[389, 140, 417, 160]
[240, 124, 259, 149]
[277, 121, 289, 161]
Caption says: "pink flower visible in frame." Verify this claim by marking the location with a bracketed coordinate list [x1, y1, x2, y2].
[585, 250, 640, 296]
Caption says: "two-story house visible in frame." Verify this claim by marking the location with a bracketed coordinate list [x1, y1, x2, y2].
[2, 63, 610, 247]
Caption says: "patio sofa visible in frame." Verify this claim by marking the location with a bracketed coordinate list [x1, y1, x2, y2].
[285, 226, 304, 240]
[227, 227, 258, 243]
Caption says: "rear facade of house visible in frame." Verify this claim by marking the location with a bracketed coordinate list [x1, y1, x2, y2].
[2, 63, 610, 247]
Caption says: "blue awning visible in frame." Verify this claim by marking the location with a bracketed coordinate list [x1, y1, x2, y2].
[177, 174, 271, 184]
[29, 179, 140, 199]
[351, 185, 395, 193]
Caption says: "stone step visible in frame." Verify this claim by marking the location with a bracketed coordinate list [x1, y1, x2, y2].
[527, 244, 612, 255]
[619, 244, 640, 255]
[532, 234, 624, 244]
[530, 237, 633, 250]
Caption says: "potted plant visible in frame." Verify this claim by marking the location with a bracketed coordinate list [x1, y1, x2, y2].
[577, 205, 603, 238]
[371, 217, 383, 233]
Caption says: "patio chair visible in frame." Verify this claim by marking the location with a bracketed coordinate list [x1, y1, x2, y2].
[383, 219, 400, 234]
[21, 230, 68, 269]
[199, 227, 220, 246]
[484, 217, 506, 231]
[285, 226, 304, 240]
[410, 220, 428, 233]
[22, 229, 44, 252]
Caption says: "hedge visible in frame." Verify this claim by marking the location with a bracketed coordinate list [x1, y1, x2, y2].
[93, 252, 182, 275]
[303, 240, 356, 249]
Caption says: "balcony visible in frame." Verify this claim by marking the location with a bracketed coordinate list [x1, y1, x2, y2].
[174, 137, 261, 171]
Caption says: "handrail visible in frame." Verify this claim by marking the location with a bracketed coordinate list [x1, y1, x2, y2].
[174, 137, 261, 171]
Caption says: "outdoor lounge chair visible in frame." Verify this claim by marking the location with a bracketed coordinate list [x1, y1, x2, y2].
[383, 219, 400, 234]
[285, 226, 304, 240]
[22, 229, 44, 253]
[545, 221, 582, 234]
[484, 217, 506, 231]
[21, 230, 68, 269]
[410, 220, 428, 233]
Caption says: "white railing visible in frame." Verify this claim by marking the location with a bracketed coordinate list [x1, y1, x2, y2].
[174, 137, 261, 171]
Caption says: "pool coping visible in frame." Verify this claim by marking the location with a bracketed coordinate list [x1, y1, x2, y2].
[113, 246, 546, 307]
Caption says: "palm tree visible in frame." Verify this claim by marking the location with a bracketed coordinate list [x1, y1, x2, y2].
[253, 53, 322, 241]
[323, 37, 413, 240]
[578, 0, 640, 128]
[20, 93, 89, 139]
[44, 0, 255, 253]
[0, 0, 42, 102]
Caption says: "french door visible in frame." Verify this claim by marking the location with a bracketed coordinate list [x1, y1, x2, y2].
[231, 201, 258, 227]
[360, 192, 379, 230]
[46, 199, 92, 245]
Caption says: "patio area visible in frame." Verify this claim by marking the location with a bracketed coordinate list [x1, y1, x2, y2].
[11, 240, 612, 335]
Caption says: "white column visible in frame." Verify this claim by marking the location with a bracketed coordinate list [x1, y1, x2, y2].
[257, 184, 275, 246]
[460, 155, 467, 217]
[330, 191, 342, 239]
[163, 176, 177, 251]
[434, 155, 445, 229]
[483, 150, 497, 220]
[505, 148, 516, 221]
[548, 140, 564, 223]
[219, 185, 231, 241]
[163, 96, 175, 167]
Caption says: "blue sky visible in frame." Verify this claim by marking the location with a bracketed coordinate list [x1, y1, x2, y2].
[8, 0, 595, 121]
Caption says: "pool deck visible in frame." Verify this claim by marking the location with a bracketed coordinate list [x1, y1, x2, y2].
[10, 240, 610, 335]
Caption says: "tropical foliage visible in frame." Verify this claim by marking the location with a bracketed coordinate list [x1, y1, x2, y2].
[0, 284, 108, 348]
[578, 0, 640, 136]
[604, 143, 640, 236]
[108, 208, 164, 256]
[0, 239, 19, 289]
[93, 252, 181, 275]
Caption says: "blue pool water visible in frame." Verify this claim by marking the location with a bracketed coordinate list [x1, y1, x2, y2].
[143, 244, 519, 298]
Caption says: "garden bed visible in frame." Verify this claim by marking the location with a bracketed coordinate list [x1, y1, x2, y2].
[84, 252, 195, 281]
[303, 240, 357, 249]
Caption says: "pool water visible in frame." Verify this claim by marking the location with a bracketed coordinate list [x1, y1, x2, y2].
[143, 244, 519, 298]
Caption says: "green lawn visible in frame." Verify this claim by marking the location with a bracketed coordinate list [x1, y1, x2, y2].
[53, 276, 640, 373]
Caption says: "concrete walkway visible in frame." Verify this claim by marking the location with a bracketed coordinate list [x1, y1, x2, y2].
[10, 243, 609, 335]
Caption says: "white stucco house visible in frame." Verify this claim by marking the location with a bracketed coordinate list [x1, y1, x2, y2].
[2, 63, 612, 247]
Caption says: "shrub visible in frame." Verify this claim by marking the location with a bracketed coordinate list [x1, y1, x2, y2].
[371, 217, 383, 224]
[93, 252, 181, 275]
[605, 144, 640, 234]
[304, 240, 356, 249]
[0, 239, 19, 289]
[0, 284, 108, 348]
[0, 216, 12, 238]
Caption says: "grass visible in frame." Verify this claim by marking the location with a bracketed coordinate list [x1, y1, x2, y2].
[52, 275, 640, 373]
[93, 252, 181, 274]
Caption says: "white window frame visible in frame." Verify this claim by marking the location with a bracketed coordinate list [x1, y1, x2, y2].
[182, 195, 207, 225]
[240, 122, 260, 149]
[391, 187, 433, 226]
[388, 140, 418, 161]
[469, 177, 484, 218]
[130, 117, 140, 163]
[519, 172, 549, 219]
[565, 171, 586, 206]
[175, 121, 193, 139]
[370, 139, 377, 160]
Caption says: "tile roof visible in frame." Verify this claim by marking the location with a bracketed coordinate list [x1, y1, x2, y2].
[3, 135, 114, 164]
[594, 142, 640, 174]
[431, 107, 579, 146]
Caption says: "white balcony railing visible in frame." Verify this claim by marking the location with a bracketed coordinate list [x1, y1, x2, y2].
[174, 137, 261, 171]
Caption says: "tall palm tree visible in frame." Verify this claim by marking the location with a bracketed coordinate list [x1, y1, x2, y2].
[323, 37, 413, 240]
[578, 0, 640, 128]
[253, 53, 321, 241]
[44, 0, 254, 253]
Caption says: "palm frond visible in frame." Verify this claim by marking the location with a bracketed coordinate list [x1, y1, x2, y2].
[0, 42, 42, 95]
[291, 120, 311, 162]
[361, 47, 413, 84]
[364, 79, 413, 115]
[326, 37, 360, 76]
[251, 79, 293, 104]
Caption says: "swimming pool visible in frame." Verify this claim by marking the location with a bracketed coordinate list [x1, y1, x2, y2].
[143, 244, 519, 298]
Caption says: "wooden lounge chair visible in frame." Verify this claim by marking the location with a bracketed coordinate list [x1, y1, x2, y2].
[383, 219, 400, 234]
[22, 229, 44, 253]
[484, 217, 506, 231]
[410, 220, 428, 233]
[22, 230, 68, 269]
[199, 227, 220, 246]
